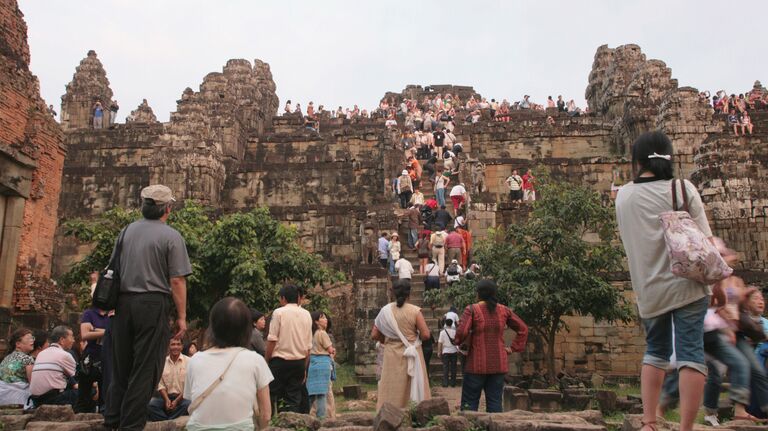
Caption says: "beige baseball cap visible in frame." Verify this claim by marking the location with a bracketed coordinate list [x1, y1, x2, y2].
[140, 184, 176, 205]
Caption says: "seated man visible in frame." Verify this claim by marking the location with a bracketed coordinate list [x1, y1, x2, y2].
[148, 338, 190, 421]
[29, 326, 77, 407]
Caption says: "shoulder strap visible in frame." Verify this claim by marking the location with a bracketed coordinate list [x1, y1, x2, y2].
[108, 227, 128, 272]
[188, 348, 245, 414]
[672, 179, 690, 212]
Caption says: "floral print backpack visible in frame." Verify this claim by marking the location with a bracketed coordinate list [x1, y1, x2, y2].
[659, 180, 732, 284]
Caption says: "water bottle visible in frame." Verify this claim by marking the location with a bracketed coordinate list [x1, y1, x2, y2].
[104, 270, 114, 279]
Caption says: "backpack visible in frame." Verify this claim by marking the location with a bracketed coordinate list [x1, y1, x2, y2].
[447, 263, 460, 276]
[418, 239, 430, 255]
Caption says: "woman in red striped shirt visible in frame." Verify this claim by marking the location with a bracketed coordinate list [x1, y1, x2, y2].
[454, 280, 528, 412]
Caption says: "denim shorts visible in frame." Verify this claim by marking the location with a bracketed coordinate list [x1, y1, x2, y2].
[641, 295, 709, 375]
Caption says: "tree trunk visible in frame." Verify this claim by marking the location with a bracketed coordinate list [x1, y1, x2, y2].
[546, 331, 557, 383]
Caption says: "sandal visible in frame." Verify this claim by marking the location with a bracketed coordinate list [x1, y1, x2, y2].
[733, 414, 768, 423]
[641, 420, 658, 431]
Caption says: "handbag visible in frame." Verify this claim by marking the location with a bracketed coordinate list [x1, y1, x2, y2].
[458, 305, 475, 355]
[92, 227, 128, 310]
[659, 180, 732, 285]
[738, 311, 767, 343]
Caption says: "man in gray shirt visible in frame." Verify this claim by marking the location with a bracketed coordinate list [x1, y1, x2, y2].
[104, 184, 192, 431]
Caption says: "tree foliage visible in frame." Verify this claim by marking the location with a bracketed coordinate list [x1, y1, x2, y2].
[60, 202, 344, 322]
[442, 174, 631, 380]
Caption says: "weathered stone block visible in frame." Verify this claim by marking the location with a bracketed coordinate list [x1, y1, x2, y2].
[527, 389, 562, 412]
[503, 386, 530, 412]
[270, 412, 321, 430]
[32, 405, 76, 422]
[0, 413, 33, 431]
[343, 384, 365, 400]
[412, 397, 450, 426]
[374, 402, 407, 431]
[594, 389, 617, 413]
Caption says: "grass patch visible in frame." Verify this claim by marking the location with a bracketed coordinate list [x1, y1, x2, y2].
[332, 362, 377, 393]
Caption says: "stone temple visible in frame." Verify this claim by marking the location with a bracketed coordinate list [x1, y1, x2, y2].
[1, 0, 767, 383]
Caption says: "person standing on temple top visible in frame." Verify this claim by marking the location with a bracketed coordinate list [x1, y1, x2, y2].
[306, 102, 315, 119]
[295, 103, 303, 116]
[556, 95, 566, 112]
[522, 169, 536, 202]
[109, 100, 119, 128]
[266, 285, 313, 414]
[104, 185, 191, 431]
[48, 104, 57, 118]
[615, 131, 714, 431]
[434, 169, 450, 208]
[519, 95, 531, 109]
[505, 170, 524, 204]
[397, 170, 413, 209]
[430, 227, 448, 273]
[371, 281, 431, 410]
[284, 100, 292, 114]
[406, 205, 421, 250]
[547, 96, 555, 108]
[378, 232, 390, 269]
[93, 101, 104, 129]
[449, 183, 468, 214]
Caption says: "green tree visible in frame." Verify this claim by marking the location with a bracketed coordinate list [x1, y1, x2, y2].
[60, 203, 342, 322]
[443, 176, 631, 381]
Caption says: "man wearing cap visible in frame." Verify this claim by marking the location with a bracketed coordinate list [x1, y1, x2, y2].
[104, 184, 192, 431]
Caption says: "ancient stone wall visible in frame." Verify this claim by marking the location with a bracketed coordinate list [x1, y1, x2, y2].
[0, 0, 65, 339]
[50, 40, 768, 382]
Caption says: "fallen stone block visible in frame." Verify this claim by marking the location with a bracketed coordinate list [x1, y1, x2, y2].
[374, 402, 407, 431]
[0, 413, 33, 431]
[73, 412, 104, 421]
[503, 386, 530, 411]
[595, 389, 617, 413]
[435, 414, 473, 431]
[342, 400, 376, 412]
[31, 404, 76, 422]
[343, 385, 365, 400]
[527, 389, 563, 412]
[412, 397, 450, 426]
[25, 422, 92, 431]
[337, 411, 375, 426]
[270, 411, 321, 430]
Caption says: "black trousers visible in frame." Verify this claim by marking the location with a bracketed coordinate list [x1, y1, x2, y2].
[75, 356, 102, 413]
[104, 293, 170, 431]
[269, 357, 307, 414]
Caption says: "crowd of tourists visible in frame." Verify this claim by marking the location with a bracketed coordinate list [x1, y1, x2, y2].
[699, 87, 766, 136]
[0, 186, 340, 430]
[616, 131, 768, 430]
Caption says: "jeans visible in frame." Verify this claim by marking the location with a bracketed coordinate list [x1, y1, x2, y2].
[461, 372, 505, 412]
[702, 331, 751, 412]
[408, 229, 418, 249]
[388, 257, 395, 275]
[311, 394, 326, 418]
[737, 338, 768, 413]
[641, 296, 709, 374]
[436, 188, 446, 207]
[442, 353, 458, 387]
[147, 394, 190, 421]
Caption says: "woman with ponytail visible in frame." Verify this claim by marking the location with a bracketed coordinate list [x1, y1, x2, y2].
[371, 280, 431, 409]
[616, 131, 714, 431]
[454, 280, 528, 413]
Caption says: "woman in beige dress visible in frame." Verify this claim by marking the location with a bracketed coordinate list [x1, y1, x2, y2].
[371, 280, 431, 409]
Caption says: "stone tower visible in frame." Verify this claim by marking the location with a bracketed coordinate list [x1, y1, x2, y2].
[60, 50, 115, 130]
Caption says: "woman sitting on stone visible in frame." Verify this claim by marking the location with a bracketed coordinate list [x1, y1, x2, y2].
[454, 280, 528, 413]
[0, 328, 36, 407]
[184, 297, 273, 430]
[371, 280, 431, 410]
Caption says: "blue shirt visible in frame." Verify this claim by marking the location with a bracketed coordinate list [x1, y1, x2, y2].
[81, 307, 109, 357]
[755, 316, 768, 359]
[94, 106, 103, 117]
[378, 237, 389, 259]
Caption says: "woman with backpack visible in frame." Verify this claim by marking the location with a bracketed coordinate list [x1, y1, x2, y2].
[424, 260, 441, 292]
[415, 233, 431, 274]
[445, 260, 463, 286]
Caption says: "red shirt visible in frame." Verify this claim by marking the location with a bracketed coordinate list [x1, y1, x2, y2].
[522, 173, 535, 191]
[454, 302, 528, 374]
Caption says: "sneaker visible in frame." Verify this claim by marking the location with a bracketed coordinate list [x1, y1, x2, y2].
[703, 415, 720, 427]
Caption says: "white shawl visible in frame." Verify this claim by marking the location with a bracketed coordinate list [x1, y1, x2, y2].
[374, 303, 427, 403]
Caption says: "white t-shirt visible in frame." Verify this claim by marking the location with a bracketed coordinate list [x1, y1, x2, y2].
[438, 327, 459, 354]
[449, 185, 466, 197]
[395, 258, 414, 279]
[184, 348, 274, 430]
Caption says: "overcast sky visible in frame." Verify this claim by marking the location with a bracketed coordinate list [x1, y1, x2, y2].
[20, 1, 767, 122]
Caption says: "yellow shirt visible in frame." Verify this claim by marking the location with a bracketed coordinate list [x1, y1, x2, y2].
[158, 354, 189, 395]
[267, 304, 313, 360]
[310, 330, 332, 356]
